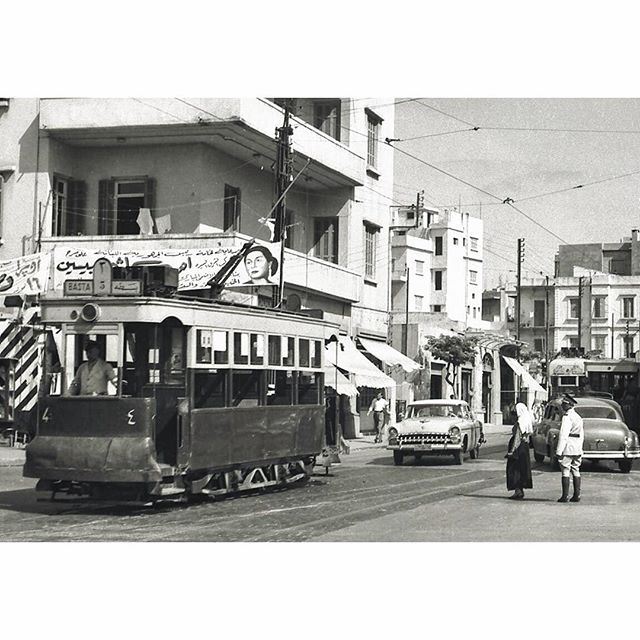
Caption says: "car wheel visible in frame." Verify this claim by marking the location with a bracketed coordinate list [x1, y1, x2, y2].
[533, 451, 545, 463]
[470, 445, 480, 459]
[453, 450, 464, 465]
[414, 452, 423, 463]
[618, 459, 633, 474]
[393, 450, 404, 466]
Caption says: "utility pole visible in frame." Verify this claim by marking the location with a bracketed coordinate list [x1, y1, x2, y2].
[577, 276, 584, 353]
[545, 274, 550, 393]
[403, 264, 410, 355]
[611, 313, 615, 358]
[516, 238, 525, 343]
[272, 100, 294, 308]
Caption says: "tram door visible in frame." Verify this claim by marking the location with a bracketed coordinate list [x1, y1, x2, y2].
[123, 319, 186, 466]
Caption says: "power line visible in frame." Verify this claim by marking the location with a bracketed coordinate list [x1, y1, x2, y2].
[394, 127, 478, 143]
[413, 100, 478, 128]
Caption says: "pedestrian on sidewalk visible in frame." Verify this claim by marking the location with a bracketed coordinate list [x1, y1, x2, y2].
[505, 399, 533, 500]
[368, 392, 388, 443]
[556, 394, 584, 503]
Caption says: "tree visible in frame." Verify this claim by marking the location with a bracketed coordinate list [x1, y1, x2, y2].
[425, 335, 478, 398]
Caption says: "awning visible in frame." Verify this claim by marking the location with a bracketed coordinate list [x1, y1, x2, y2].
[325, 336, 395, 389]
[548, 358, 586, 377]
[324, 364, 359, 397]
[358, 337, 421, 373]
[503, 356, 548, 398]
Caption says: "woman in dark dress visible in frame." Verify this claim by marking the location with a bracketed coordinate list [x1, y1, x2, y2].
[506, 402, 533, 500]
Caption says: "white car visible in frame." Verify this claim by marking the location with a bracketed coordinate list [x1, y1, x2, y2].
[387, 399, 485, 466]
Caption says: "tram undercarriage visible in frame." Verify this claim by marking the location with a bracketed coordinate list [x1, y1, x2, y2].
[35, 457, 316, 504]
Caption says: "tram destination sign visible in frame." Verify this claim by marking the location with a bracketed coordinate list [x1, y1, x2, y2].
[63, 279, 142, 297]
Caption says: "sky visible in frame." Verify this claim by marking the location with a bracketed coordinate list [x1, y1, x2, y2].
[393, 99, 640, 288]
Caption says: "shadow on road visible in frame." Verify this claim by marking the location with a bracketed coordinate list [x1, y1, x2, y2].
[459, 493, 555, 503]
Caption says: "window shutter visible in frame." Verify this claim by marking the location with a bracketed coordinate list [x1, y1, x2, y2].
[144, 177, 157, 233]
[98, 179, 115, 235]
[67, 180, 87, 235]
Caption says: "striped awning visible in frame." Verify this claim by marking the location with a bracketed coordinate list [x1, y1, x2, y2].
[325, 336, 395, 389]
[503, 356, 548, 399]
[358, 337, 420, 373]
[324, 364, 359, 397]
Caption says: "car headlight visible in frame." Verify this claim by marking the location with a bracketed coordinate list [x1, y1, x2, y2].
[388, 427, 398, 439]
[449, 426, 461, 442]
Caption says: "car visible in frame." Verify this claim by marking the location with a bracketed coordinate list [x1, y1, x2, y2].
[386, 399, 484, 466]
[531, 396, 640, 473]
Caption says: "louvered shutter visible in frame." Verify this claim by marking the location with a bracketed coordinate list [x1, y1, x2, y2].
[67, 180, 87, 235]
[98, 179, 115, 235]
[144, 177, 157, 232]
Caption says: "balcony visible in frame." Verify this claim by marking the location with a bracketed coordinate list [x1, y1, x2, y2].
[40, 231, 361, 303]
[39, 98, 364, 189]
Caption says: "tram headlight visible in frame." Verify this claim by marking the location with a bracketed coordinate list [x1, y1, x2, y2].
[449, 426, 461, 442]
[80, 303, 100, 322]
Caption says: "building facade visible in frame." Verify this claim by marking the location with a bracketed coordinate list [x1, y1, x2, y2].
[0, 97, 399, 437]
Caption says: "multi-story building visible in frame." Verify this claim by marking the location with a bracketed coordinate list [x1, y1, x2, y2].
[0, 97, 400, 436]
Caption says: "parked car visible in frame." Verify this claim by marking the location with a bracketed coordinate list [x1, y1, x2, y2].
[531, 396, 640, 473]
[387, 399, 484, 466]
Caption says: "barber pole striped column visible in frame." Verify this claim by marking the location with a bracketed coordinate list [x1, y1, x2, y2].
[0, 320, 43, 414]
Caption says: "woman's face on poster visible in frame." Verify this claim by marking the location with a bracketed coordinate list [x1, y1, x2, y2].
[245, 251, 270, 281]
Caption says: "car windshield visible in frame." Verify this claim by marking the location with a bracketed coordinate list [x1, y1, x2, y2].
[411, 405, 464, 418]
[575, 405, 620, 420]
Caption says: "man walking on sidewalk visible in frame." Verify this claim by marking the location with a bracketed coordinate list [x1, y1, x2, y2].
[556, 394, 584, 503]
[368, 392, 389, 443]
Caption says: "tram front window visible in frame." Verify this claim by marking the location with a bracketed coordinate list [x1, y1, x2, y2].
[64, 333, 118, 396]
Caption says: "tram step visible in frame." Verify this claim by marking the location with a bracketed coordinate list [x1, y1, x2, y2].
[158, 464, 175, 478]
[159, 486, 184, 496]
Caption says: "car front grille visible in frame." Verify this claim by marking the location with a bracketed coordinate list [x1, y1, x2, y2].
[398, 433, 451, 445]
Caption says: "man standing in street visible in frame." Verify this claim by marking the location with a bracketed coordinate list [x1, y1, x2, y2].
[368, 392, 389, 443]
[556, 393, 584, 503]
[67, 341, 117, 396]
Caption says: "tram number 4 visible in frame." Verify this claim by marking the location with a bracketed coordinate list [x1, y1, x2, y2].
[42, 407, 50, 423]
[127, 409, 136, 426]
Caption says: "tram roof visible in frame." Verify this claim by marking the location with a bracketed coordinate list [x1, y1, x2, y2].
[40, 295, 339, 337]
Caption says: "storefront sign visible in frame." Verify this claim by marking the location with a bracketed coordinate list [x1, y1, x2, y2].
[0, 253, 49, 296]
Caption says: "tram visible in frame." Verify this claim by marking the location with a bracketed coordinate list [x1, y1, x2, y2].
[24, 263, 334, 502]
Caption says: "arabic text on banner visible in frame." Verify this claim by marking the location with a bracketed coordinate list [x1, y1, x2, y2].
[0, 253, 49, 296]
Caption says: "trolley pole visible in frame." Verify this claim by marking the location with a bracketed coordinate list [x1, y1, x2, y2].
[272, 100, 294, 308]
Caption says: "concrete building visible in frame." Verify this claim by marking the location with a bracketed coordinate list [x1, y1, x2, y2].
[0, 97, 400, 437]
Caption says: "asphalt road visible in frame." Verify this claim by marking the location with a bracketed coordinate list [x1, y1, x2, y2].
[1, 441, 640, 541]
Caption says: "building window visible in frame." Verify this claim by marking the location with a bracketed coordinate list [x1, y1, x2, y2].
[593, 296, 606, 318]
[435, 236, 443, 255]
[469, 270, 478, 285]
[624, 335, 635, 358]
[223, 184, 241, 232]
[470, 237, 479, 252]
[433, 305, 442, 312]
[284, 209, 294, 249]
[534, 338, 544, 353]
[592, 335, 606, 353]
[414, 295, 423, 311]
[434, 270, 443, 291]
[472, 307, 477, 319]
[568, 336, 580, 348]
[415, 260, 424, 276]
[453, 237, 459, 245]
[313, 217, 339, 264]
[313, 100, 341, 141]
[98, 177, 155, 235]
[53, 176, 87, 236]
[534, 300, 546, 327]
[471, 292, 475, 299]
[366, 109, 382, 169]
[463, 238, 466, 246]
[623, 296, 635, 319]
[568, 298, 580, 319]
[364, 223, 378, 280]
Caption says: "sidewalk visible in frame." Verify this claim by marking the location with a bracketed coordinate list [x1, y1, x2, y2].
[0, 445, 26, 467]
[347, 423, 511, 453]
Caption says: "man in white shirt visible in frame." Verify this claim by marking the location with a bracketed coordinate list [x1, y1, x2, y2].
[368, 392, 389, 443]
[68, 341, 116, 396]
[556, 394, 584, 503]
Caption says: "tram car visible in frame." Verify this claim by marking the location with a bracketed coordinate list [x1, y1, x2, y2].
[24, 263, 334, 502]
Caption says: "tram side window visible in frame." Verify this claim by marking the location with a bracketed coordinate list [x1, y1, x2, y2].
[196, 329, 213, 364]
[268, 335, 281, 366]
[234, 332, 250, 365]
[298, 372, 322, 405]
[299, 339, 310, 368]
[250, 333, 264, 365]
[213, 331, 229, 364]
[282, 337, 295, 367]
[311, 340, 322, 368]
[231, 370, 262, 407]
[266, 370, 293, 405]
[193, 371, 227, 408]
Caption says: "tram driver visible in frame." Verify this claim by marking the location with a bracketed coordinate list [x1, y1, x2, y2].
[67, 341, 117, 396]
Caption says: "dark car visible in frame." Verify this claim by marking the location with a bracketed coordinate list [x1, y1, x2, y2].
[531, 396, 640, 473]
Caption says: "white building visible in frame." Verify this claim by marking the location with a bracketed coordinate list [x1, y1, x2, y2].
[0, 97, 404, 437]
